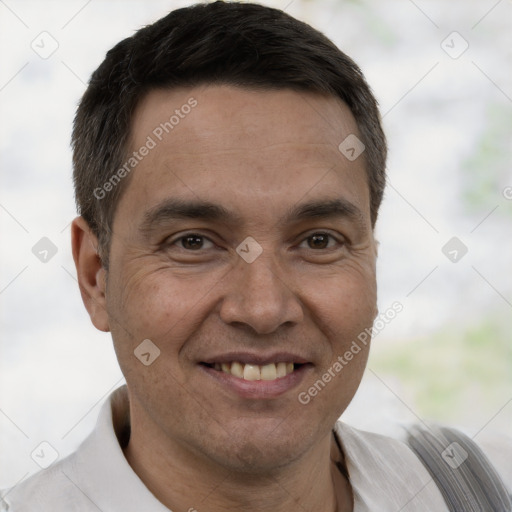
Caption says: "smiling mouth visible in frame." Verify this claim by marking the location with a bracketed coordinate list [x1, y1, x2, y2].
[201, 362, 304, 381]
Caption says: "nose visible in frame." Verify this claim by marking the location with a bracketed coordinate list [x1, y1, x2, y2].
[219, 254, 304, 335]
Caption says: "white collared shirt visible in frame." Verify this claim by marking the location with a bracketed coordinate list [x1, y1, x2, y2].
[2, 386, 510, 511]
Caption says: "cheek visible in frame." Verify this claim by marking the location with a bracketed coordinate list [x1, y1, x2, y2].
[301, 260, 377, 333]
[306, 268, 377, 404]
[298, 268, 374, 417]
[107, 259, 227, 350]
[296, 259, 376, 395]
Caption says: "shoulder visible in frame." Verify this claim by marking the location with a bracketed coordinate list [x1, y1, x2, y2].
[334, 420, 512, 511]
[334, 421, 450, 510]
[335, 420, 436, 475]
[337, 420, 512, 489]
[1, 453, 93, 511]
[1, 388, 126, 512]
[472, 429, 512, 492]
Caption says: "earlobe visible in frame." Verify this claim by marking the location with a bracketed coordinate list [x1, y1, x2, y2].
[71, 216, 110, 332]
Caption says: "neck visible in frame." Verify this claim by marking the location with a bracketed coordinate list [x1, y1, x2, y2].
[122, 405, 352, 512]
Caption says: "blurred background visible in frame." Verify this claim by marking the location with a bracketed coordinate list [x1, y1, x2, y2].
[1, 0, 511, 489]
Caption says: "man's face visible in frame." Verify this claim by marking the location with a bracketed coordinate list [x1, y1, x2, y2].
[105, 85, 377, 471]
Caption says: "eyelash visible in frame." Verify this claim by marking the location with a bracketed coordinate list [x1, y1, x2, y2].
[166, 231, 345, 252]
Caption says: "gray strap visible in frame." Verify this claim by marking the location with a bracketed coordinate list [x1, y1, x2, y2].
[407, 423, 512, 512]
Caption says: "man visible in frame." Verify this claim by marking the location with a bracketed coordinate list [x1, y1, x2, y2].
[3, 2, 511, 511]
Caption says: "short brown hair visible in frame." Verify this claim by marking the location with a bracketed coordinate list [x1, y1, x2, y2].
[72, 0, 387, 266]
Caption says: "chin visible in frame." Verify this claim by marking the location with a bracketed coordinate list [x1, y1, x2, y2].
[220, 438, 304, 475]
[198, 416, 321, 475]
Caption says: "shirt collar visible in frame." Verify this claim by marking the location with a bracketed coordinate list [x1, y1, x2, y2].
[70, 385, 170, 511]
[71, 386, 446, 511]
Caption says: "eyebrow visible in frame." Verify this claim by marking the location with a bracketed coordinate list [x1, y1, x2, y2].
[141, 199, 241, 235]
[285, 198, 365, 226]
[140, 197, 366, 235]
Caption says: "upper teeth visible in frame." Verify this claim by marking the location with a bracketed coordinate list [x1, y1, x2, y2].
[213, 362, 295, 381]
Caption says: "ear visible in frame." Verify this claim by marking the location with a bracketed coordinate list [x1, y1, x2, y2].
[71, 216, 110, 332]
[369, 229, 380, 258]
[371, 235, 379, 321]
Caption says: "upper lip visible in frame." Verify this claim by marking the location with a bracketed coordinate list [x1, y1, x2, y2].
[200, 352, 311, 366]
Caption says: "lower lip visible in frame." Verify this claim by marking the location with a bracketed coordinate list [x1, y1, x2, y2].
[199, 364, 312, 399]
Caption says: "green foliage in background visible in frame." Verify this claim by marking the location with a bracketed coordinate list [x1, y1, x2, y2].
[370, 315, 512, 424]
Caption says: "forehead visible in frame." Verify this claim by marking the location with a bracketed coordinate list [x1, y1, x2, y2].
[132, 85, 359, 149]
[118, 85, 369, 225]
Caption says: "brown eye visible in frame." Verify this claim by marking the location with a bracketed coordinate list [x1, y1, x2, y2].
[164, 232, 217, 253]
[307, 233, 331, 249]
[179, 234, 207, 250]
